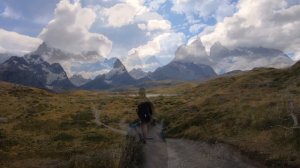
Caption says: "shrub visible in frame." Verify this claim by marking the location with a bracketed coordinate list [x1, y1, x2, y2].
[71, 111, 93, 126]
[83, 132, 108, 142]
[53, 133, 75, 141]
[0, 129, 5, 139]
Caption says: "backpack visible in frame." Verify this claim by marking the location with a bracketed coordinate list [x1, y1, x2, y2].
[137, 102, 152, 122]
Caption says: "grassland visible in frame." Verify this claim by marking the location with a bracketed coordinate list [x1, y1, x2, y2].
[1, 62, 300, 167]
[0, 82, 145, 168]
[156, 62, 300, 167]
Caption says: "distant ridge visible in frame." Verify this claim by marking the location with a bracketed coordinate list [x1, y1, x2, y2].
[0, 54, 74, 91]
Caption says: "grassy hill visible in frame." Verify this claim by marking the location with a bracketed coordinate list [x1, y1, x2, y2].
[1, 62, 300, 167]
[0, 82, 143, 168]
[157, 62, 300, 167]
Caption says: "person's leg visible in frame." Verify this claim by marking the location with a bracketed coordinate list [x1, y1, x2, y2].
[141, 122, 148, 140]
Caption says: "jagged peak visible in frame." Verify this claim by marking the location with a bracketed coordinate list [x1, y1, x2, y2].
[113, 59, 126, 69]
[211, 41, 225, 49]
[24, 54, 45, 64]
[145, 56, 161, 65]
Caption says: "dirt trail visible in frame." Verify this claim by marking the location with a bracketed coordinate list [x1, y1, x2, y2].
[93, 107, 127, 135]
[167, 139, 261, 168]
[92, 107, 262, 168]
[143, 122, 168, 168]
[143, 123, 262, 168]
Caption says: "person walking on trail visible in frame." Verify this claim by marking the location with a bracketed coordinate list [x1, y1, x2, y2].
[136, 88, 154, 144]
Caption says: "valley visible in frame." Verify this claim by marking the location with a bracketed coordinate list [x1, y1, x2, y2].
[1, 60, 300, 167]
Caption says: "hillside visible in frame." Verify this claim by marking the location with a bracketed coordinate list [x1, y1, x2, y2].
[0, 82, 141, 168]
[157, 61, 300, 167]
[1, 61, 300, 167]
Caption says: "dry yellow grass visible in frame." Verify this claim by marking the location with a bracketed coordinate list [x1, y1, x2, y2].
[158, 63, 300, 167]
[1, 62, 300, 167]
[0, 82, 141, 168]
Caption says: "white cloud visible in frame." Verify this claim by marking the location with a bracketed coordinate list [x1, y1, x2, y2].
[123, 50, 143, 69]
[189, 24, 205, 34]
[146, 19, 171, 31]
[147, 0, 167, 10]
[174, 37, 211, 65]
[137, 19, 171, 31]
[102, 0, 150, 28]
[76, 69, 110, 79]
[137, 23, 147, 30]
[129, 36, 161, 58]
[200, 0, 300, 61]
[128, 31, 185, 65]
[39, 0, 112, 57]
[0, 46, 5, 53]
[0, 28, 42, 55]
[0, 6, 22, 19]
[171, 0, 235, 23]
[103, 3, 136, 27]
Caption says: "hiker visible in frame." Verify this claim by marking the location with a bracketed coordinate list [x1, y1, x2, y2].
[136, 88, 154, 143]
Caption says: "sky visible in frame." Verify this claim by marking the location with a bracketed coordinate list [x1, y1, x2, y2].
[0, 0, 300, 78]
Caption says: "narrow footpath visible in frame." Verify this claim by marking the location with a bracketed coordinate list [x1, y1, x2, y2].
[93, 107, 263, 168]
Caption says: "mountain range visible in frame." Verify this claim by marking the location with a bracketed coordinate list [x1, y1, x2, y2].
[69, 74, 91, 87]
[175, 39, 294, 74]
[129, 68, 148, 79]
[0, 54, 74, 91]
[0, 40, 295, 91]
[80, 59, 136, 90]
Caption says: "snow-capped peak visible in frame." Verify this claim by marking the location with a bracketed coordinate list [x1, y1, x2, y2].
[105, 59, 127, 79]
[24, 54, 45, 65]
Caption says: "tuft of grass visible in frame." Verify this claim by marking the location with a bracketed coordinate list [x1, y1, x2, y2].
[52, 133, 75, 141]
[155, 63, 300, 167]
[83, 132, 108, 142]
[68, 150, 119, 168]
[71, 110, 94, 126]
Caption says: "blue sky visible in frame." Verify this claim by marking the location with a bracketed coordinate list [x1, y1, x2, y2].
[0, 0, 300, 78]
[0, 0, 235, 43]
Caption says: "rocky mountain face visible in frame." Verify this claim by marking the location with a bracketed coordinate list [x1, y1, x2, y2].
[172, 38, 294, 74]
[209, 42, 294, 73]
[150, 61, 217, 81]
[145, 56, 161, 65]
[81, 59, 136, 90]
[129, 68, 148, 79]
[31, 42, 76, 64]
[149, 39, 217, 81]
[0, 54, 74, 91]
[174, 39, 211, 65]
[1, 39, 294, 90]
[0, 53, 12, 64]
[69, 74, 91, 87]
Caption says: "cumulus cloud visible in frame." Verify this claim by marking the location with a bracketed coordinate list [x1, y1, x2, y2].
[171, 0, 235, 22]
[138, 19, 171, 31]
[103, 3, 137, 27]
[200, 0, 300, 61]
[101, 0, 150, 27]
[0, 28, 42, 55]
[0, 46, 5, 53]
[39, 0, 112, 57]
[174, 37, 211, 65]
[147, 0, 167, 10]
[122, 51, 163, 72]
[128, 31, 185, 68]
[0, 6, 22, 19]
[189, 24, 206, 34]
[123, 50, 143, 69]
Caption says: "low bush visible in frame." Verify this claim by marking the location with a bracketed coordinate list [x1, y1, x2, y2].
[53, 133, 75, 141]
[83, 132, 108, 142]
